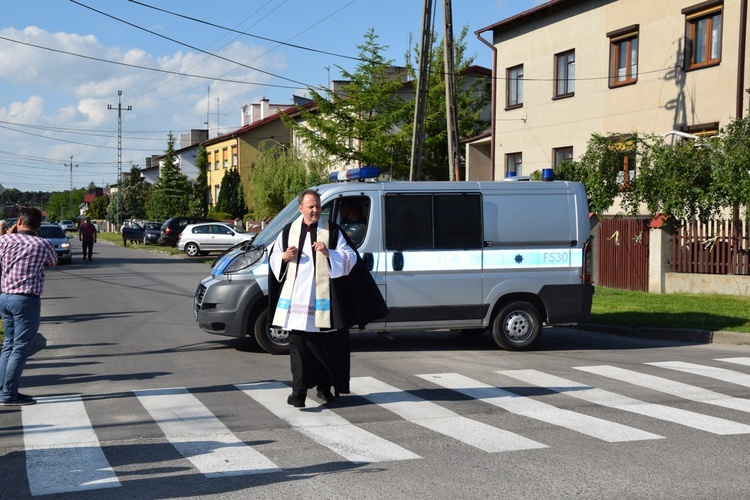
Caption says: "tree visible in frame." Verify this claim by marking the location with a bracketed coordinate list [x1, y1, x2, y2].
[121, 165, 151, 220]
[216, 167, 247, 219]
[710, 115, 750, 211]
[190, 146, 209, 217]
[87, 193, 109, 219]
[145, 133, 193, 220]
[280, 29, 409, 175]
[620, 135, 718, 220]
[248, 143, 328, 220]
[406, 26, 491, 180]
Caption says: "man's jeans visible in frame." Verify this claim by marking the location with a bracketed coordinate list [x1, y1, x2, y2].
[0, 293, 41, 401]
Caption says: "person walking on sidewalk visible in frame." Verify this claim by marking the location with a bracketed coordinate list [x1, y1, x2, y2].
[0, 207, 57, 406]
[78, 217, 97, 261]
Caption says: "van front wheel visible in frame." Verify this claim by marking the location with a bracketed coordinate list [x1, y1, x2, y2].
[492, 301, 542, 350]
[253, 307, 290, 355]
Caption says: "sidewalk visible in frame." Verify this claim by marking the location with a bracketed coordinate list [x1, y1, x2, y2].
[574, 323, 750, 345]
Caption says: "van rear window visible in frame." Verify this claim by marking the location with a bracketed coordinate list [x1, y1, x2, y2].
[385, 193, 482, 250]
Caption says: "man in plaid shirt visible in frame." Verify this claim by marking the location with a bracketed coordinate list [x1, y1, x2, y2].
[0, 207, 57, 406]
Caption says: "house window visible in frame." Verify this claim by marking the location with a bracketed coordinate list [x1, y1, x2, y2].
[232, 147, 238, 167]
[506, 153, 522, 177]
[214, 185, 220, 204]
[608, 26, 638, 87]
[553, 147, 574, 167]
[554, 50, 575, 98]
[683, 2, 722, 69]
[506, 65, 523, 109]
[213, 150, 219, 170]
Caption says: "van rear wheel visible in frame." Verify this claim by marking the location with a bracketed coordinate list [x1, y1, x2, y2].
[491, 301, 542, 350]
[253, 307, 290, 355]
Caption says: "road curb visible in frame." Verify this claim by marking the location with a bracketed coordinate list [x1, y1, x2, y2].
[572, 324, 750, 345]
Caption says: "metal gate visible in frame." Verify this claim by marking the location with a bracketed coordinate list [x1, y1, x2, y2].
[597, 217, 650, 291]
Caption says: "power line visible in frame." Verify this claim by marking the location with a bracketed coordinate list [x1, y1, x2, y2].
[127, 0, 363, 62]
[69, 0, 314, 89]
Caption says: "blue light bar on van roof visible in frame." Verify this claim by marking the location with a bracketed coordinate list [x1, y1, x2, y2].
[329, 166, 381, 182]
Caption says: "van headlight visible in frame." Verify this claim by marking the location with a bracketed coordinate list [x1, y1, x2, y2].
[223, 246, 265, 274]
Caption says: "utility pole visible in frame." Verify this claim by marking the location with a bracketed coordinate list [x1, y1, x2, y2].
[65, 156, 77, 218]
[443, 0, 460, 181]
[108, 90, 132, 228]
[409, 0, 433, 181]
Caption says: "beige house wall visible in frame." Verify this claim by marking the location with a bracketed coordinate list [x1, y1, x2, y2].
[488, 0, 750, 214]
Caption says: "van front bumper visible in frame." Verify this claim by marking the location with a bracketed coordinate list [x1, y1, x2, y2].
[194, 277, 264, 338]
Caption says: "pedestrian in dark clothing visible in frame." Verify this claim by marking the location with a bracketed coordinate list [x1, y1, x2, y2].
[78, 217, 97, 261]
[0, 207, 57, 406]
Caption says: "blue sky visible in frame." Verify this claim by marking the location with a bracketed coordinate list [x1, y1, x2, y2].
[0, 0, 543, 192]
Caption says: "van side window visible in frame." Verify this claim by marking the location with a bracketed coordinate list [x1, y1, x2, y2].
[330, 196, 370, 248]
[385, 193, 482, 250]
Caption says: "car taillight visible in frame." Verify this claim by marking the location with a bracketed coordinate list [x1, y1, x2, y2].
[582, 236, 593, 283]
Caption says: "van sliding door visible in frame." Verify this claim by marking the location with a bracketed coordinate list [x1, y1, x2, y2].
[383, 192, 483, 329]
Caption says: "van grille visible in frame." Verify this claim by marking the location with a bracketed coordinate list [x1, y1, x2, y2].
[195, 284, 206, 309]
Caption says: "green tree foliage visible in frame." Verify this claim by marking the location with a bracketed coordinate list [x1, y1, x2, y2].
[87, 193, 109, 219]
[46, 189, 85, 220]
[710, 116, 750, 211]
[216, 167, 247, 219]
[121, 165, 151, 220]
[552, 133, 636, 215]
[406, 26, 491, 180]
[281, 29, 408, 175]
[145, 133, 193, 220]
[190, 146, 209, 217]
[621, 135, 718, 220]
[248, 143, 328, 220]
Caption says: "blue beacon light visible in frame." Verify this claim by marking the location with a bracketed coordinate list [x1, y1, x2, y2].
[329, 166, 381, 182]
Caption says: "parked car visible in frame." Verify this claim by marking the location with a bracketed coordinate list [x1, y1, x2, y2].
[158, 217, 217, 246]
[178, 222, 254, 257]
[141, 221, 164, 245]
[59, 219, 77, 232]
[38, 223, 72, 264]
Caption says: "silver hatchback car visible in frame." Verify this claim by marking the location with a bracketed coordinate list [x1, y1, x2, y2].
[177, 222, 254, 257]
[38, 223, 73, 264]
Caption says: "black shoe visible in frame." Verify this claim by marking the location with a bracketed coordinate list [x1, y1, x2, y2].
[287, 394, 305, 408]
[316, 389, 335, 402]
[0, 396, 36, 406]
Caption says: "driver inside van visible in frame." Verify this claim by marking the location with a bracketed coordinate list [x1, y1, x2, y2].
[339, 200, 367, 246]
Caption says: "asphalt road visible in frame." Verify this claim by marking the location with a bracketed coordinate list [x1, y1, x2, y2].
[1, 240, 750, 499]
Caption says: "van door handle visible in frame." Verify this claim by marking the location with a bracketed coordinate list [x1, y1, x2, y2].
[392, 252, 404, 271]
[362, 253, 374, 271]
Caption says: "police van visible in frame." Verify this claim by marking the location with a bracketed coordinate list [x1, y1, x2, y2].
[193, 167, 594, 354]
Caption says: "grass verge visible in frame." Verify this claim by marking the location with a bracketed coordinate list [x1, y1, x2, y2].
[590, 287, 750, 333]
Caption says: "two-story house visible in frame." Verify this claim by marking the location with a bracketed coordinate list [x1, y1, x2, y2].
[469, 0, 748, 215]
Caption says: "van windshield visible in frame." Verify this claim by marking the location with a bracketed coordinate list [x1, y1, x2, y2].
[251, 198, 303, 248]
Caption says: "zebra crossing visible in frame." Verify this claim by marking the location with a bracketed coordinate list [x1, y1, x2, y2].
[14, 356, 750, 496]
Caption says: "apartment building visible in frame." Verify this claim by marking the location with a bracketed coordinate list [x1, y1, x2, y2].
[469, 0, 748, 211]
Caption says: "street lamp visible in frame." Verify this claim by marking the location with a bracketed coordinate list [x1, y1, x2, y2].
[66, 156, 78, 218]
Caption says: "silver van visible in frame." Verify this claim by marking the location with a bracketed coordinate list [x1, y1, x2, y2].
[194, 169, 594, 354]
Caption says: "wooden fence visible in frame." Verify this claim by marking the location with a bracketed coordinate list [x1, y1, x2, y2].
[671, 219, 750, 275]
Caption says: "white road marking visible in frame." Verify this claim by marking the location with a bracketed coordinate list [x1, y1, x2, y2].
[649, 361, 750, 388]
[420, 372, 661, 443]
[576, 365, 750, 413]
[500, 369, 750, 435]
[351, 376, 547, 452]
[22, 395, 120, 496]
[236, 381, 420, 463]
[134, 387, 280, 477]
[716, 357, 750, 368]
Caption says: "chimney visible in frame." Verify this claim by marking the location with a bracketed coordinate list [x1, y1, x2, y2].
[260, 97, 270, 120]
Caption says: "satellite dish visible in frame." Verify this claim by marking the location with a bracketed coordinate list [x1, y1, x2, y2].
[241, 105, 251, 115]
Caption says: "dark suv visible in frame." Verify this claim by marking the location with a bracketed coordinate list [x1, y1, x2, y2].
[159, 217, 217, 246]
